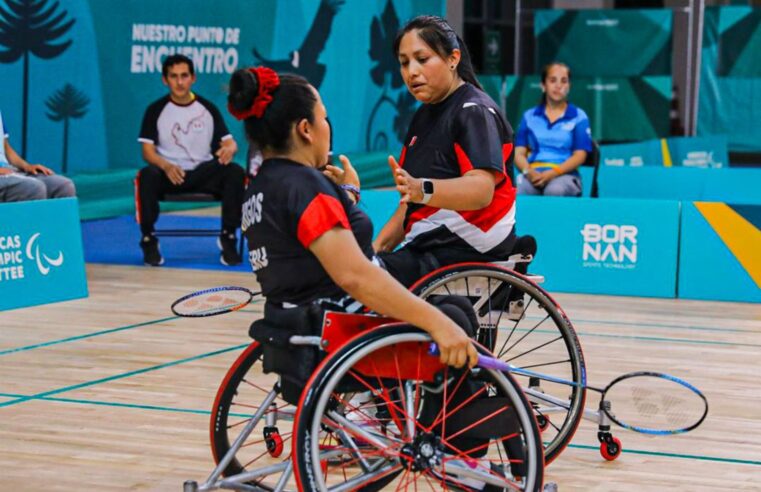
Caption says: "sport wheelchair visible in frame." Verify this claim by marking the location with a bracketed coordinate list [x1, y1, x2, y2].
[183, 260, 587, 491]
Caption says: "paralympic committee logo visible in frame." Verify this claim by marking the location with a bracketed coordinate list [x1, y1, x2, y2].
[581, 223, 638, 269]
[26, 233, 64, 276]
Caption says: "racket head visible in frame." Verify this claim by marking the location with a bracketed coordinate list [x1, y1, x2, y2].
[602, 371, 708, 435]
[171, 286, 258, 317]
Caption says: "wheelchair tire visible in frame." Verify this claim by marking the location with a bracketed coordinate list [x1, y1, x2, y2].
[411, 263, 586, 465]
[292, 324, 545, 492]
[209, 342, 295, 489]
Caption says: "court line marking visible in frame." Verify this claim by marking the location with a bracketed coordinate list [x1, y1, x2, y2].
[0, 301, 262, 357]
[0, 343, 249, 408]
[0, 316, 178, 357]
[562, 316, 759, 334]
[500, 326, 761, 348]
[0, 390, 758, 467]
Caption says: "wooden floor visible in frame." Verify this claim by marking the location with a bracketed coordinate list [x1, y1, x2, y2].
[1, 263, 760, 491]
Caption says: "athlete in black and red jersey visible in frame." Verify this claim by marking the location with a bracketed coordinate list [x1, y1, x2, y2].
[374, 16, 527, 287]
[228, 66, 477, 369]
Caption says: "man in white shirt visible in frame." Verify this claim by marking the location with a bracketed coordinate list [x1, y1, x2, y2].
[136, 54, 244, 266]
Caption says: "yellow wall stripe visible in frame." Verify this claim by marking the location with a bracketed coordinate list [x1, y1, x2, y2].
[695, 202, 761, 289]
[661, 138, 673, 167]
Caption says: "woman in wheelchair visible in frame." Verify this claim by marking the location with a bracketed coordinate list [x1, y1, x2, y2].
[227, 66, 477, 371]
[371, 16, 527, 288]
[212, 66, 546, 491]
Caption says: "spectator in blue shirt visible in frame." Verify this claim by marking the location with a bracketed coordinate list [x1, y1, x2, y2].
[514, 62, 593, 196]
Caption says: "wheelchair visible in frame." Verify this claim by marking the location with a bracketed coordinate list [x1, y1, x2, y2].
[184, 307, 545, 490]
[410, 262, 586, 465]
[183, 257, 586, 491]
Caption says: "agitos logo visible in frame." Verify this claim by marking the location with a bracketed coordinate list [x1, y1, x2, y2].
[580, 224, 638, 269]
[25, 233, 64, 276]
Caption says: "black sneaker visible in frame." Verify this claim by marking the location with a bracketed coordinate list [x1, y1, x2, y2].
[218, 232, 242, 266]
[140, 235, 164, 266]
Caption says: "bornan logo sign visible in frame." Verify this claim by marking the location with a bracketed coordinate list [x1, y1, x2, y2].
[26, 233, 64, 276]
[581, 224, 638, 269]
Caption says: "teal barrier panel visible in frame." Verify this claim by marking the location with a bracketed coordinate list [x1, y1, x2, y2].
[600, 136, 728, 168]
[679, 202, 761, 302]
[360, 191, 679, 298]
[0, 198, 88, 311]
[519, 197, 679, 297]
[598, 166, 761, 204]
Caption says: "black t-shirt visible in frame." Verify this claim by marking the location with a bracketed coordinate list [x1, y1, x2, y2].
[399, 83, 517, 258]
[242, 158, 373, 305]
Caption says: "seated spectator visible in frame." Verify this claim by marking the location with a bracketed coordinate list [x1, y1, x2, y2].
[0, 109, 76, 202]
[136, 54, 245, 267]
[514, 62, 592, 197]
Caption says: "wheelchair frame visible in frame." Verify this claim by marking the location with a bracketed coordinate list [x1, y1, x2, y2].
[183, 260, 594, 491]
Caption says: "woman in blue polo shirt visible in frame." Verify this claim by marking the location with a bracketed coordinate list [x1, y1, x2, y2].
[514, 62, 593, 196]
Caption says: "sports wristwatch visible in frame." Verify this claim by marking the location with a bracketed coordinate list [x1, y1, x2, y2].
[420, 178, 434, 204]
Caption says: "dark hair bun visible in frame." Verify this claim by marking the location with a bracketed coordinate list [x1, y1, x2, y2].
[228, 69, 259, 114]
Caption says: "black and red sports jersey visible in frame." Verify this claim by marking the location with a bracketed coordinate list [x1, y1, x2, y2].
[399, 83, 516, 257]
[242, 158, 373, 305]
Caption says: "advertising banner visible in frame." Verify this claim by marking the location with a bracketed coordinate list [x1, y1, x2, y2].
[519, 196, 679, 298]
[0, 0, 443, 174]
[679, 202, 761, 302]
[600, 136, 728, 168]
[0, 198, 88, 311]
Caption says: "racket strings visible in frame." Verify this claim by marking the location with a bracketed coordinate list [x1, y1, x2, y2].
[173, 289, 253, 317]
[605, 376, 706, 433]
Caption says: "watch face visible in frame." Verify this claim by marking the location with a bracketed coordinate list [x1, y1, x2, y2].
[423, 180, 434, 195]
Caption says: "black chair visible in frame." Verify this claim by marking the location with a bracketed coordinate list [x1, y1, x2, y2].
[133, 176, 245, 255]
[583, 140, 601, 198]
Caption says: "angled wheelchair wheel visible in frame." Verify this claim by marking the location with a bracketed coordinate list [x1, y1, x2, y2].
[293, 325, 544, 492]
[210, 342, 300, 490]
[411, 263, 587, 465]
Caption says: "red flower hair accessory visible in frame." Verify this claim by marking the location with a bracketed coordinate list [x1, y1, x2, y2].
[228, 67, 280, 120]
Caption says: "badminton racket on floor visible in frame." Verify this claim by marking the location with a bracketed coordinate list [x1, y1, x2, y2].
[171, 286, 260, 317]
[429, 343, 708, 435]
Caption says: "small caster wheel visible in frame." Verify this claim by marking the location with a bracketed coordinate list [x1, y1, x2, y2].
[600, 436, 622, 461]
[535, 413, 550, 433]
[264, 427, 284, 457]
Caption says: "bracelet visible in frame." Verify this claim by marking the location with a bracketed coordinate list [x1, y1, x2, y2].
[521, 166, 530, 175]
[341, 184, 360, 202]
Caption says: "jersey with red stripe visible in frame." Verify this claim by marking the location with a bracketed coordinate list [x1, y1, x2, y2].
[399, 83, 517, 257]
[242, 158, 373, 305]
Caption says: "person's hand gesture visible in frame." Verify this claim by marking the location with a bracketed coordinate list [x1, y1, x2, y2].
[24, 163, 54, 176]
[0, 167, 13, 176]
[533, 169, 559, 188]
[216, 138, 238, 165]
[322, 154, 359, 187]
[388, 155, 423, 204]
[163, 163, 186, 185]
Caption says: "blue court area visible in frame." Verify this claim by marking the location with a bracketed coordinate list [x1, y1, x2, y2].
[81, 214, 249, 272]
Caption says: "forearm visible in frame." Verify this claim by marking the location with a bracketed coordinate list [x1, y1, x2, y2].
[329, 246, 452, 336]
[374, 205, 406, 252]
[142, 146, 174, 171]
[5, 143, 29, 171]
[555, 150, 586, 175]
[423, 173, 494, 210]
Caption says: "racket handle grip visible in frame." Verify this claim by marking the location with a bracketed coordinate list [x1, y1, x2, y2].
[428, 343, 511, 372]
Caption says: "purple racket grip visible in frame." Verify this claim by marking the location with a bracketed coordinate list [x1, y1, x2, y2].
[428, 343, 511, 371]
